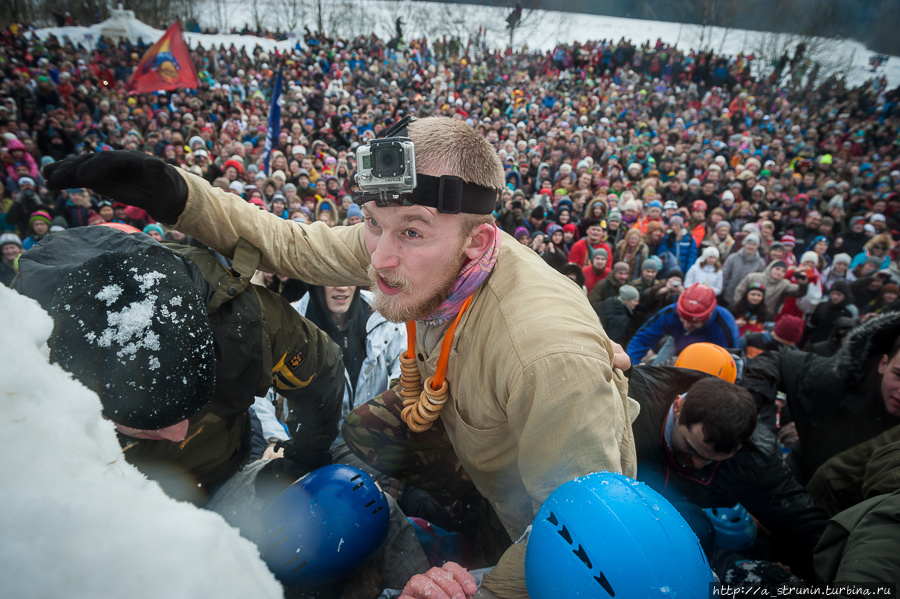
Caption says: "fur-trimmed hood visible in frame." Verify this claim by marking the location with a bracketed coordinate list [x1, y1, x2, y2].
[833, 311, 900, 384]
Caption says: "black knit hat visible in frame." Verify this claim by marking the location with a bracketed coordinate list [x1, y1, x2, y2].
[49, 252, 216, 429]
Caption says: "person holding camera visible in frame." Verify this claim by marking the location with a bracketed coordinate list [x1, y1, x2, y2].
[494, 191, 526, 236]
[43, 117, 637, 599]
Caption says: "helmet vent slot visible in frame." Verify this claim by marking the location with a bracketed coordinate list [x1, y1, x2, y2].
[557, 524, 573, 544]
[573, 544, 592, 569]
[594, 572, 615, 596]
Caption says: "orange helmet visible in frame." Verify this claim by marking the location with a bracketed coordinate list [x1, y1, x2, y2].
[96, 221, 141, 234]
[674, 342, 737, 383]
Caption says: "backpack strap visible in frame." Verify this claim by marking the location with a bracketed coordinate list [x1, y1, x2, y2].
[206, 238, 262, 313]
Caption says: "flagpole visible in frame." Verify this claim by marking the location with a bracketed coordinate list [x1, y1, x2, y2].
[261, 61, 285, 175]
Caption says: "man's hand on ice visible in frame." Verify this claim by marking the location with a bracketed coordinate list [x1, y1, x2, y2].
[43, 151, 189, 222]
[399, 562, 477, 599]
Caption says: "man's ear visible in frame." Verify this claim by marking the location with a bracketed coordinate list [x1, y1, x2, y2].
[672, 394, 684, 419]
[463, 223, 495, 261]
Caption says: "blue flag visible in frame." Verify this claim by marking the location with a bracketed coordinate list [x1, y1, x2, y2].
[262, 68, 284, 174]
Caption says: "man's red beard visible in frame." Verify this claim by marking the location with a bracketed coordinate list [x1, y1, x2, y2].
[367, 255, 464, 323]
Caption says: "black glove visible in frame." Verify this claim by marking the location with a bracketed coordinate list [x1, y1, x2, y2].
[43, 150, 188, 223]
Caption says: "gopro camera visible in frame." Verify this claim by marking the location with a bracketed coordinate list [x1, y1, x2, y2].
[355, 116, 417, 201]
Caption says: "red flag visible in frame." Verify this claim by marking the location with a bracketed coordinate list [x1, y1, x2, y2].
[129, 21, 199, 93]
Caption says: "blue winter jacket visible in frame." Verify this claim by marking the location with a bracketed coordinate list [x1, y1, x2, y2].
[627, 304, 740, 363]
[657, 231, 698, 274]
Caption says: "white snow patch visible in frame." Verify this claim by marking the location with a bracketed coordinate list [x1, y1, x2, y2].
[0, 286, 282, 598]
[134, 271, 167, 292]
[96, 297, 161, 358]
[95, 284, 123, 306]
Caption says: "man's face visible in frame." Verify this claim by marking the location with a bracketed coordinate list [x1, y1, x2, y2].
[830, 290, 845, 305]
[642, 267, 657, 282]
[363, 202, 469, 322]
[770, 265, 786, 281]
[2, 243, 22, 262]
[679, 316, 707, 333]
[614, 269, 629, 284]
[592, 253, 607, 272]
[743, 241, 758, 255]
[324, 285, 357, 318]
[878, 352, 900, 417]
[806, 213, 821, 228]
[586, 225, 603, 243]
[671, 398, 739, 469]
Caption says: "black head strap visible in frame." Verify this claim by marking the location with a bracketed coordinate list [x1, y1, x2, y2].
[353, 174, 499, 215]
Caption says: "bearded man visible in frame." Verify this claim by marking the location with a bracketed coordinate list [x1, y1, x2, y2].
[44, 117, 637, 599]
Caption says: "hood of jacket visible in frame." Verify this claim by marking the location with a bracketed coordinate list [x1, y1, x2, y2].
[834, 311, 900, 385]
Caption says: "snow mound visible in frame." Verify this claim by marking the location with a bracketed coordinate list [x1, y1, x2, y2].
[0, 286, 283, 599]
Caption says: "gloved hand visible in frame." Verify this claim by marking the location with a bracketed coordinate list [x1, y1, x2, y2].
[43, 151, 189, 223]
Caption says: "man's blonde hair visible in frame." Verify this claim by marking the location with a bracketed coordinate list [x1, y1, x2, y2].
[409, 117, 506, 190]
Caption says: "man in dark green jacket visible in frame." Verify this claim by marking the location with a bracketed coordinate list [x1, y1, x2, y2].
[14, 225, 344, 504]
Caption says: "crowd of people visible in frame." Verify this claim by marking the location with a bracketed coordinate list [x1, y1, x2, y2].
[2, 14, 900, 597]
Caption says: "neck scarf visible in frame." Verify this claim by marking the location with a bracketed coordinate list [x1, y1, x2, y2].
[420, 223, 501, 327]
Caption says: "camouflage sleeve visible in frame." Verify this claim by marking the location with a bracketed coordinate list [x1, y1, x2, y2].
[257, 287, 344, 472]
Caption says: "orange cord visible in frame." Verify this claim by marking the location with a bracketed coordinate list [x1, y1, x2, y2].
[431, 295, 473, 389]
[405, 321, 416, 359]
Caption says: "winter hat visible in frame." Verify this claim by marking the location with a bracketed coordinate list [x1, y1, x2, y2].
[611, 262, 631, 275]
[830, 280, 853, 302]
[849, 216, 866, 228]
[779, 233, 796, 247]
[563, 223, 579, 239]
[142, 224, 165, 238]
[721, 190, 735, 202]
[248, 197, 268, 209]
[514, 227, 530, 240]
[800, 251, 819, 266]
[770, 260, 788, 271]
[833, 253, 852, 266]
[641, 258, 660, 272]
[667, 268, 685, 281]
[229, 181, 245, 195]
[346, 203, 364, 221]
[619, 285, 640, 302]
[0, 232, 22, 248]
[668, 214, 684, 226]
[715, 221, 732, 231]
[881, 283, 900, 297]
[29, 211, 52, 228]
[18, 176, 35, 187]
[743, 233, 761, 246]
[864, 224, 877, 235]
[607, 209, 623, 223]
[48, 252, 216, 429]
[774, 315, 804, 345]
[700, 247, 720, 262]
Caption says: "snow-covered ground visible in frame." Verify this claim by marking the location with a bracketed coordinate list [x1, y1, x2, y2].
[32, 1, 899, 88]
[0, 286, 283, 598]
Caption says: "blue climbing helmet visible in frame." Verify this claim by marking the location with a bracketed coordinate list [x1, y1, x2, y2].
[525, 471, 714, 598]
[704, 504, 757, 551]
[257, 464, 390, 590]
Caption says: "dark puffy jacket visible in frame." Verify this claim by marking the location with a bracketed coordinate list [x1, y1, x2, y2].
[14, 226, 344, 503]
[742, 312, 900, 484]
[629, 366, 828, 578]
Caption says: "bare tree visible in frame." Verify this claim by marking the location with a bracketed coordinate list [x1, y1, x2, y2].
[272, 0, 305, 33]
[248, 0, 269, 32]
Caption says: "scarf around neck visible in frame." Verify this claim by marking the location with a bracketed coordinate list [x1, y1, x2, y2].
[420, 223, 502, 327]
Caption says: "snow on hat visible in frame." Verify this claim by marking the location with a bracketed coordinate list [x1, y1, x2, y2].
[48, 252, 216, 429]
[0, 232, 22, 248]
[18, 176, 35, 187]
[774, 315, 804, 345]
[833, 253, 852, 266]
[780, 233, 796, 247]
[619, 285, 640, 302]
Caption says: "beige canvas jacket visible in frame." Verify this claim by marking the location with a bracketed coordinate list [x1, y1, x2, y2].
[174, 171, 639, 597]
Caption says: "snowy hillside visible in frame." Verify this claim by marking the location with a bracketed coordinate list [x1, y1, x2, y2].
[32, 1, 899, 88]
[0, 286, 283, 598]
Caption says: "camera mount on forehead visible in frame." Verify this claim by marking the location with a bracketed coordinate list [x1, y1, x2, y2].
[353, 116, 498, 215]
